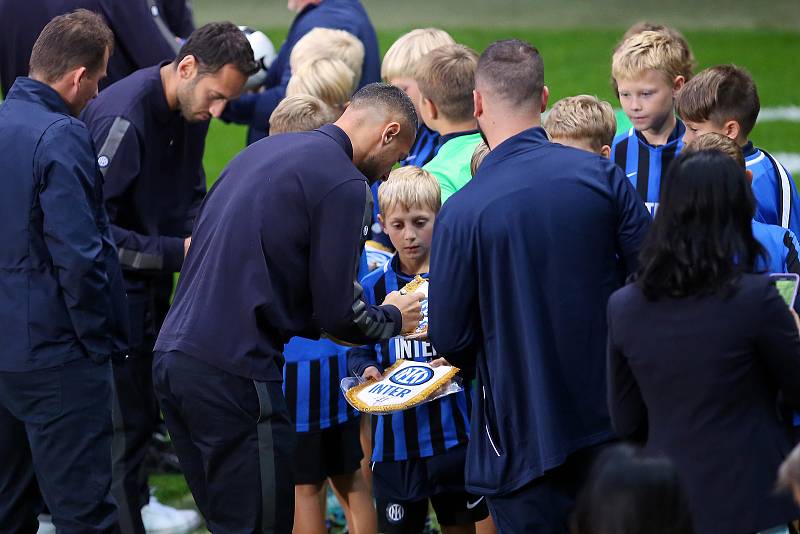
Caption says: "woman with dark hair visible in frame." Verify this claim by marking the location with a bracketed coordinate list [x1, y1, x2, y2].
[571, 444, 694, 534]
[607, 150, 800, 534]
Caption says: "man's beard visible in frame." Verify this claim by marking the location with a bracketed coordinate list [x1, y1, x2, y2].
[477, 119, 490, 149]
[356, 153, 383, 185]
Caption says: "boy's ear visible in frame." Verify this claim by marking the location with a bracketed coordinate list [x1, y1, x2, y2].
[422, 96, 438, 122]
[540, 85, 550, 113]
[377, 213, 386, 230]
[600, 144, 611, 159]
[722, 120, 741, 142]
[672, 75, 686, 94]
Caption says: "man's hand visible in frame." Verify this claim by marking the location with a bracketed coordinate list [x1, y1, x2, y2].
[429, 357, 450, 368]
[183, 236, 191, 257]
[382, 290, 423, 334]
[361, 366, 382, 381]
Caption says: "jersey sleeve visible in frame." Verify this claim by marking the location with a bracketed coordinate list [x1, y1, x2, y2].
[91, 115, 185, 273]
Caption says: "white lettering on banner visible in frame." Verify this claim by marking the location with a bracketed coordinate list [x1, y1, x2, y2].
[367, 383, 412, 398]
[393, 338, 438, 360]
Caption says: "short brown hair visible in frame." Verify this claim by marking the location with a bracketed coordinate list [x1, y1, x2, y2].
[269, 94, 340, 134]
[612, 30, 694, 86]
[381, 28, 455, 81]
[675, 65, 760, 138]
[683, 133, 745, 169]
[29, 9, 114, 82]
[475, 39, 544, 108]
[416, 44, 478, 122]
[544, 95, 616, 151]
[378, 166, 441, 216]
[174, 22, 257, 77]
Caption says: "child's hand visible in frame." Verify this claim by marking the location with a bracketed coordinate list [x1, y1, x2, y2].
[361, 366, 382, 381]
[382, 290, 423, 334]
[429, 357, 450, 368]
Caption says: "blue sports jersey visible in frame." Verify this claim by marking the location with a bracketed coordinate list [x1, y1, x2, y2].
[283, 336, 359, 432]
[752, 220, 800, 274]
[611, 120, 686, 216]
[400, 124, 440, 168]
[744, 143, 800, 237]
[348, 257, 470, 462]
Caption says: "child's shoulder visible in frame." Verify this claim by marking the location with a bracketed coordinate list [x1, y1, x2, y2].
[612, 126, 635, 146]
[360, 258, 396, 289]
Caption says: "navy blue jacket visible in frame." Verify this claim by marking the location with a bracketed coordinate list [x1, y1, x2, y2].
[0, 78, 128, 371]
[155, 124, 402, 381]
[81, 64, 207, 295]
[0, 0, 191, 97]
[428, 127, 651, 495]
[223, 0, 380, 144]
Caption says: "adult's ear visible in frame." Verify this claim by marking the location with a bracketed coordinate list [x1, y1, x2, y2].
[177, 54, 198, 80]
[381, 121, 401, 144]
[473, 89, 484, 120]
[540, 85, 550, 113]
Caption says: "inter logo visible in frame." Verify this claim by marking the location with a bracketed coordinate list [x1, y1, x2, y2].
[97, 155, 110, 168]
[389, 365, 434, 387]
[386, 503, 404, 523]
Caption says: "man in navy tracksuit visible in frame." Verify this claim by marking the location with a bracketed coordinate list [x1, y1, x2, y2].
[153, 83, 422, 533]
[0, 0, 195, 97]
[222, 0, 380, 144]
[428, 41, 651, 533]
[0, 12, 127, 533]
[81, 23, 255, 534]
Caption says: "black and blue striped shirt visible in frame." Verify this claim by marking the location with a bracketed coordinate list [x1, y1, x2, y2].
[348, 257, 471, 462]
[611, 120, 685, 216]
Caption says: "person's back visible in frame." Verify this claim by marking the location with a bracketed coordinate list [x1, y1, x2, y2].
[607, 151, 800, 534]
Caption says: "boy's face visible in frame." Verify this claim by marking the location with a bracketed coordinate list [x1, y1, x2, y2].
[617, 69, 680, 135]
[682, 119, 741, 145]
[389, 77, 422, 119]
[550, 136, 611, 159]
[379, 205, 436, 265]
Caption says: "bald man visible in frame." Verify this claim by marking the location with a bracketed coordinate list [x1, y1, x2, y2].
[153, 83, 423, 533]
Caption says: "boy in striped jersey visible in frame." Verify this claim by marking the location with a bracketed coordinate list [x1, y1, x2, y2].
[348, 167, 489, 534]
[611, 30, 694, 216]
[677, 65, 800, 236]
[271, 98, 378, 534]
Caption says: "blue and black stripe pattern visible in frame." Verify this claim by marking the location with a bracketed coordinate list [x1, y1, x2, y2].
[611, 120, 686, 216]
[283, 337, 358, 432]
[400, 124, 441, 168]
[358, 258, 471, 463]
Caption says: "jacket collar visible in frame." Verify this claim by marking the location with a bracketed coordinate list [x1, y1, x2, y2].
[476, 126, 548, 177]
[318, 123, 354, 160]
[6, 77, 72, 116]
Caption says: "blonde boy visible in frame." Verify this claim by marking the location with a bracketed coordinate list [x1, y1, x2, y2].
[285, 57, 357, 111]
[348, 166, 490, 534]
[289, 27, 364, 86]
[269, 94, 339, 134]
[470, 140, 489, 177]
[382, 28, 455, 167]
[416, 43, 482, 203]
[544, 95, 616, 157]
[610, 30, 694, 212]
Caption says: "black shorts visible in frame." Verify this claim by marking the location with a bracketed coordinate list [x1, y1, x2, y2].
[373, 445, 489, 533]
[293, 416, 363, 484]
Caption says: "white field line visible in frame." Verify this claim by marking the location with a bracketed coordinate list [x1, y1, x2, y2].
[774, 153, 800, 174]
[758, 107, 800, 123]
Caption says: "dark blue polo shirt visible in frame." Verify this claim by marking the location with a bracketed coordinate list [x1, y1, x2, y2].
[0, 78, 128, 371]
[428, 127, 651, 495]
[223, 0, 380, 144]
[81, 63, 208, 295]
[0, 0, 189, 97]
[155, 124, 403, 381]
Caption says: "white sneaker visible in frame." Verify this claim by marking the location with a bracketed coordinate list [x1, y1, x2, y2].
[36, 515, 56, 534]
[141, 495, 202, 534]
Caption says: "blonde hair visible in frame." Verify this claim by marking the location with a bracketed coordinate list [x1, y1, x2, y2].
[683, 132, 745, 169]
[269, 94, 340, 134]
[381, 28, 455, 81]
[285, 57, 357, 109]
[416, 43, 479, 122]
[777, 443, 800, 493]
[290, 28, 364, 86]
[378, 166, 441, 216]
[470, 140, 490, 177]
[544, 95, 617, 151]
[612, 30, 694, 85]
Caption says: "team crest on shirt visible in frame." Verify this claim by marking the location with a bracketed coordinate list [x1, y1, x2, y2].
[386, 503, 404, 523]
[97, 155, 109, 168]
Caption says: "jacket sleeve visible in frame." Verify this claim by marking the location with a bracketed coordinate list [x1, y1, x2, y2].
[36, 121, 115, 360]
[755, 280, 800, 410]
[782, 229, 800, 275]
[91, 116, 186, 273]
[610, 164, 651, 277]
[104, 1, 181, 69]
[309, 180, 402, 344]
[427, 217, 480, 367]
[605, 301, 648, 442]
